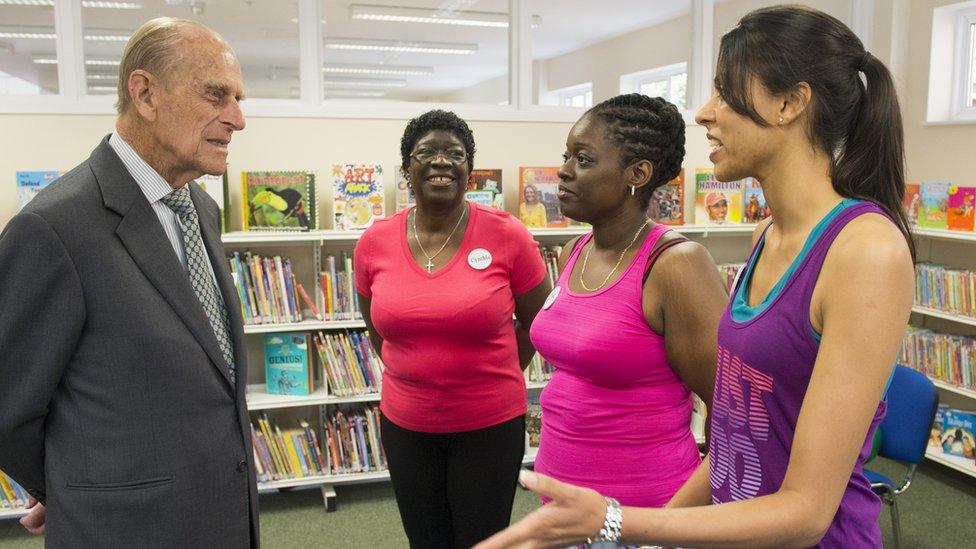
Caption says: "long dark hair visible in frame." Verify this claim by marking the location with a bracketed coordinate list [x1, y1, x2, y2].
[716, 5, 914, 259]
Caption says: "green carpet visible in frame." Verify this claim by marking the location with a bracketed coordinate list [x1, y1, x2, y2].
[2, 458, 974, 547]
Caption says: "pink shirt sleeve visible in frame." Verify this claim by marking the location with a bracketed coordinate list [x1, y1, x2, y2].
[506, 216, 547, 295]
[353, 229, 373, 298]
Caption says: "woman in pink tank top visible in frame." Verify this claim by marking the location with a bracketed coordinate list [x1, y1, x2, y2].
[529, 94, 729, 508]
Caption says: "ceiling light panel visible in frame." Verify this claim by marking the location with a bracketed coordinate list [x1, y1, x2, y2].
[323, 77, 406, 88]
[323, 63, 433, 76]
[324, 37, 476, 55]
[0, 1, 142, 7]
[349, 4, 540, 29]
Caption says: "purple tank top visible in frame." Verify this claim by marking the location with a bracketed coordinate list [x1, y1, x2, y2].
[530, 224, 700, 507]
[710, 201, 887, 548]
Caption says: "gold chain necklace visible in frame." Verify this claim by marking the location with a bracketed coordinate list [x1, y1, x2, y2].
[411, 204, 467, 273]
[578, 218, 652, 291]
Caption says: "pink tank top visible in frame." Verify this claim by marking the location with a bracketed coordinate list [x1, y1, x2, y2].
[529, 223, 701, 506]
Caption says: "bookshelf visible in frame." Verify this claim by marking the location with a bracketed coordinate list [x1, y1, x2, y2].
[221, 220, 757, 512]
[911, 306, 976, 328]
[924, 450, 976, 479]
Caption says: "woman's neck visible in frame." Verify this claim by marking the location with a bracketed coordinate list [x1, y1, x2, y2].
[414, 200, 467, 233]
[759, 143, 844, 239]
[590, 206, 650, 250]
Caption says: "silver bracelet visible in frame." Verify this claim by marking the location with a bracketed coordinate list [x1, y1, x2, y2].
[588, 496, 622, 545]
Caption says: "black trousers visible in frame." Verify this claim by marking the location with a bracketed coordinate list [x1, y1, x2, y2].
[381, 413, 526, 549]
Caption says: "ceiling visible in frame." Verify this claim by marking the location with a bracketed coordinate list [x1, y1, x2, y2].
[0, 0, 691, 101]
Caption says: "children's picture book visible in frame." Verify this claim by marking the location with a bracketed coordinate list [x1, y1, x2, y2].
[742, 178, 771, 224]
[519, 167, 566, 228]
[918, 181, 950, 230]
[903, 182, 921, 226]
[242, 171, 316, 232]
[526, 394, 542, 448]
[647, 169, 684, 225]
[394, 167, 414, 212]
[940, 408, 976, 459]
[264, 332, 312, 396]
[195, 172, 230, 232]
[16, 170, 58, 209]
[694, 168, 744, 225]
[468, 169, 505, 210]
[947, 185, 976, 232]
[333, 164, 384, 231]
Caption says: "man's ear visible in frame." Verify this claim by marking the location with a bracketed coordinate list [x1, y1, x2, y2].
[128, 69, 159, 122]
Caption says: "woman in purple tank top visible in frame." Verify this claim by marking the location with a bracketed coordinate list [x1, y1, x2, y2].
[478, 6, 915, 549]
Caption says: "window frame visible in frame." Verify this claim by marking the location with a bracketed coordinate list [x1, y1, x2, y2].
[951, 9, 976, 120]
[0, 0, 715, 122]
[620, 62, 687, 109]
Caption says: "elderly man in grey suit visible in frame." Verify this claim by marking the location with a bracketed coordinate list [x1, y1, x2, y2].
[0, 17, 258, 547]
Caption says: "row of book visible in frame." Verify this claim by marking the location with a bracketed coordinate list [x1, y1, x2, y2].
[263, 330, 383, 397]
[0, 470, 27, 510]
[648, 169, 770, 227]
[916, 262, 976, 319]
[314, 331, 383, 397]
[901, 327, 976, 391]
[229, 252, 312, 325]
[251, 414, 328, 481]
[321, 254, 360, 321]
[929, 404, 976, 463]
[526, 354, 555, 383]
[320, 405, 387, 475]
[905, 182, 976, 231]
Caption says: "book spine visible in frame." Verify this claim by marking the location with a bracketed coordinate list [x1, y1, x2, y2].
[295, 278, 322, 320]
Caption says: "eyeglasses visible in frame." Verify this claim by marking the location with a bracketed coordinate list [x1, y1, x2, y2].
[410, 147, 468, 165]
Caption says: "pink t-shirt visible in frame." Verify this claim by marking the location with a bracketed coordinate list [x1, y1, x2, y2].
[354, 202, 547, 433]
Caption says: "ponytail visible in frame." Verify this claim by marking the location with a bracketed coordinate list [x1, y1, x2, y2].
[834, 53, 915, 260]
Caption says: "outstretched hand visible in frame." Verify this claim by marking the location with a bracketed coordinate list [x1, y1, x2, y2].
[19, 496, 45, 535]
[474, 470, 606, 549]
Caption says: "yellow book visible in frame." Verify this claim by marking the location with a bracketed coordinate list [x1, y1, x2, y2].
[0, 472, 21, 507]
[281, 429, 306, 477]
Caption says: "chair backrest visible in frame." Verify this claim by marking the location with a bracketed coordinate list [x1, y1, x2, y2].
[878, 365, 939, 465]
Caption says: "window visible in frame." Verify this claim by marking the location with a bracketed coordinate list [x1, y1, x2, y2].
[929, 2, 976, 122]
[0, 2, 59, 96]
[621, 63, 687, 109]
[544, 82, 592, 108]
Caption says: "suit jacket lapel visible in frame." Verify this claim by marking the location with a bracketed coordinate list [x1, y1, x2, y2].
[90, 136, 234, 387]
[192, 182, 248, 396]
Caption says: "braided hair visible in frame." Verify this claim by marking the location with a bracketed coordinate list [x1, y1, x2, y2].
[586, 93, 685, 208]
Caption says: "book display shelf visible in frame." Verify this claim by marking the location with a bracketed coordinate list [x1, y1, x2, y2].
[226, 224, 741, 512]
[907, 230, 976, 479]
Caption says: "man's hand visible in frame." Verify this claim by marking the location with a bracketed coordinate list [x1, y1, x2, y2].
[19, 496, 45, 535]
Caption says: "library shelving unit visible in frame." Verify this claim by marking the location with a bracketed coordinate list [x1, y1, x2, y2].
[226, 221, 742, 511]
[908, 228, 976, 480]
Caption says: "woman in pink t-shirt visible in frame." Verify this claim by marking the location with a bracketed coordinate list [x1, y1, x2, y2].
[529, 94, 728, 506]
[354, 110, 551, 549]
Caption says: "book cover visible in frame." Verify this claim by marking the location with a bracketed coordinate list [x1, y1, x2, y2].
[742, 178, 771, 224]
[941, 408, 976, 458]
[647, 169, 684, 225]
[333, 164, 384, 231]
[694, 168, 744, 225]
[394, 167, 414, 212]
[947, 185, 976, 232]
[242, 171, 316, 232]
[468, 168, 504, 210]
[526, 395, 542, 448]
[16, 170, 58, 210]
[195, 172, 230, 232]
[918, 181, 950, 229]
[264, 332, 312, 396]
[519, 167, 566, 228]
[904, 182, 921, 226]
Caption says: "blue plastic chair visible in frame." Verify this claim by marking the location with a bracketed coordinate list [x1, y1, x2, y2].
[863, 365, 938, 549]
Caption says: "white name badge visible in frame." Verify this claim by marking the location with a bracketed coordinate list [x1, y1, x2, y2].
[468, 248, 492, 270]
[542, 286, 560, 309]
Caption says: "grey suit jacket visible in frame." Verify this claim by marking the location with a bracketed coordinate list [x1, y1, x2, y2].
[0, 136, 259, 548]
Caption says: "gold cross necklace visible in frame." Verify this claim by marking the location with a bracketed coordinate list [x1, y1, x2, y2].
[411, 204, 467, 273]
